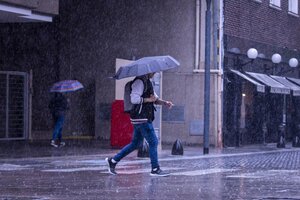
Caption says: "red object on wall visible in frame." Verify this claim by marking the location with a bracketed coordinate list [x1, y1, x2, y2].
[110, 100, 133, 148]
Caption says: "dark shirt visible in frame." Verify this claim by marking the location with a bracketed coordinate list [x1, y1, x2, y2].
[48, 93, 68, 116]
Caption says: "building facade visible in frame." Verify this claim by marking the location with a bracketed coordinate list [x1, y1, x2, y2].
[5, 0, 299, 149]
[0, 0, 223, 147]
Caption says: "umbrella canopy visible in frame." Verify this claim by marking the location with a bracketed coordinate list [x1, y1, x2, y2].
[50, 80, 84, 93]
[113, 55, 180, 80]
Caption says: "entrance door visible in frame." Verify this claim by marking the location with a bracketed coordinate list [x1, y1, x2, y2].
[0, 71, 28, 140]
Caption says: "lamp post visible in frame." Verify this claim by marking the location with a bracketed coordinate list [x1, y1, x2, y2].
[287, 57, 300, 148]
[203, 0, 211, 154]
[229, 48, 258, 147]
[270, 53, 286, 148]
[271, 54, 300, 148]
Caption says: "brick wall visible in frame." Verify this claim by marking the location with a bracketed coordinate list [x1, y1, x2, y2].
[224, 0, 300, 51]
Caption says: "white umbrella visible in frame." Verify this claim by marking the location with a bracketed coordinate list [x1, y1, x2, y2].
[113, 55, 180, 80]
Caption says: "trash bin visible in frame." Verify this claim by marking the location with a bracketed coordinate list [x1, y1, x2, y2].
[110, 100, 133, 148]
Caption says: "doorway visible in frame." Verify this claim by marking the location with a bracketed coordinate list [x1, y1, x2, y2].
[0, 71, 28, 140]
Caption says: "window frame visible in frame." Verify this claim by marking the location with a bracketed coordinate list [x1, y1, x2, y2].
[269, 0, 281, 10]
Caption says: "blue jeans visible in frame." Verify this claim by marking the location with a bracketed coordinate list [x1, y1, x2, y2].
[113, 122, 159, 169]
[52, 114, 65, 141]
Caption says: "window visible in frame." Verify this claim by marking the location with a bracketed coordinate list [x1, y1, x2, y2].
[270, 0, 281, 8]
[289, 0, 298, 15]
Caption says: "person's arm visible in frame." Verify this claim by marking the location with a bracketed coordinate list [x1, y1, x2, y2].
[155, 98, 174, 109]
[131, 79, 158, 104]
[153, 91, 173, 108]
[130, 79, 145, 104]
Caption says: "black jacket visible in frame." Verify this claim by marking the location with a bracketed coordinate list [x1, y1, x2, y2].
[130, 76, 155, 123]
[48, 93, 68, 116]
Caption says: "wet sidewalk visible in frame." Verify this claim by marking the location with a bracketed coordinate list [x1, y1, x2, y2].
[0, 140, 112, 159]
[0, 139, 290, 159]
[1, 140, 300, 199]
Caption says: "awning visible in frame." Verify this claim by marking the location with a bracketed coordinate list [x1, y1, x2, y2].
[270, 75, 300, 96]
[230, 69, 265, 93]
[287, 77, 300, 87]
[246, 72, 290, 94]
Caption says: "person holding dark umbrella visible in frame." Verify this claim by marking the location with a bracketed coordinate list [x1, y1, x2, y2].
[105, 72, 174, 176]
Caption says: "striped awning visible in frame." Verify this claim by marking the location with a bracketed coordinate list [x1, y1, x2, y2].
[270, 76, 300, 96]
[230, 69, 265, 93]
[246, 72, 290, 94]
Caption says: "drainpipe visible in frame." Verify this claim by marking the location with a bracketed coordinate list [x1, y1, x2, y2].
[213, 0, 222, 147]
[213, 0, 219, 70]
[218, 0, 224, 148]
[194, 0, 201, 72]
[28, 69, 33, 140]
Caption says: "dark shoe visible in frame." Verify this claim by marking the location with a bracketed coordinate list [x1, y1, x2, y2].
[150, 167, 170, 177]
[50, 140, 58, 148]
[105, 157, 117, 175]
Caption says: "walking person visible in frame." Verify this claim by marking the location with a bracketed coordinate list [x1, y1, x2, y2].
[48, 92, 69, 147]
[105, 72, 173, 176]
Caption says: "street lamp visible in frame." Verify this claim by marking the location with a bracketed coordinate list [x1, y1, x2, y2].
[288, 57, 300, 148]
[267, 54, 300, 148]
[271, 53, 282, 75]
[270, 53, 286, 148]
[270, 53, 300, 148]
[272, 53, 282, 64]
[247, 48, 258, 59]
[289, 58, 299, 68]
[229, 47, 258, 70]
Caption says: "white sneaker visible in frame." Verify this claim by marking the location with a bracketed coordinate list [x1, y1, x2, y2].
[59, 141, 65, 147]
[50, 140, 58, 148]
[150, 167, 170, 177]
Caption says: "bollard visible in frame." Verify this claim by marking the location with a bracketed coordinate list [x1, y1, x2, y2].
[292, 124, 300, 147]
[277, 124, 286, 148]
[262, 122, 267, 145]
[171, 139, 184, 155]
[137, 140, 149, 158]
[292, 136, 300, 147]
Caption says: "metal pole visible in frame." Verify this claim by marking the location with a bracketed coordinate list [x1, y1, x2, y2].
[283, 94, 286, 125]
[277, 94, 286, 148]
[273, 65, 286, 148]
[203, 0, 211, 154]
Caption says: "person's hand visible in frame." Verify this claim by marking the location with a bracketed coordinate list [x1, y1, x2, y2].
[149, 95, 158, 102]
[164, 101, 174, 109]
[144, 95, 158, 103]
